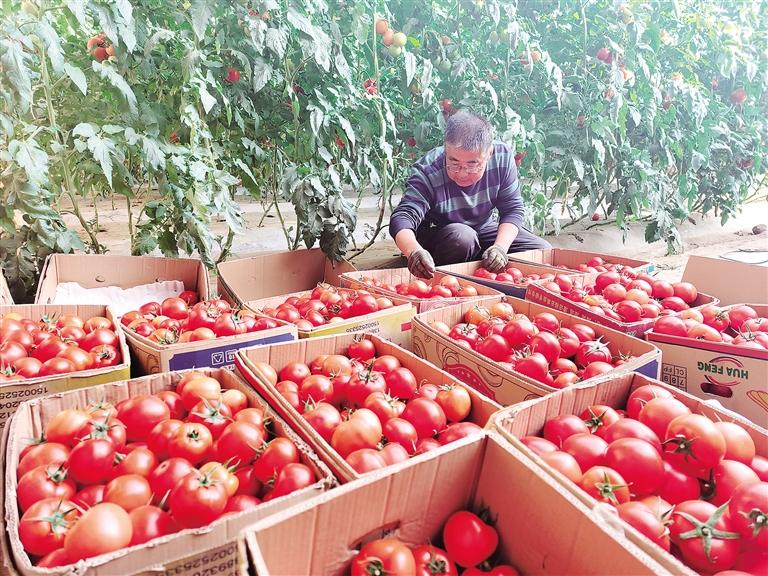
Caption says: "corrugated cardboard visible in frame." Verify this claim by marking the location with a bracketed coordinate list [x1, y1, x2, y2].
[216, 248, 356, 306]
[35, 254, 210, 305]
[681, 255, 768, 305]
[234, 333, 501, 482]
[412, 295, 661, 406]
[4, 368, 335, 576]
[647, 304, 768, 425]
[240, 433, 674, 576]
[125, 322, 298, 375]
[509, 248, 655, 274]
[339, 268, 501, 313]
[437, 259, 583, 298]
[0, 304, 130, 431]
[245, 289, 415, 348]
[492, 371, 768, 575]
[0, 269, 12, 305]
[526, 280, 718, 337]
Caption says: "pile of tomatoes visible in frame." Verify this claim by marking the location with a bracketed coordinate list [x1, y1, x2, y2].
[554, 255, 637, 274]
[357, 275, 479, 299]
[431, 301, 632, 388]
[258, 341, 484, 474]
[352, 509, 517, 575]
[522, 384, 768, 574]
[259, 285, 396, 330]
[15, 371, 317, 568]
[548, 269, 702, 323]
[122, 292, 280, 344]
[652, 304, 768, 350]
[473, 264, 563, 286]
[0, 312, 122, 380]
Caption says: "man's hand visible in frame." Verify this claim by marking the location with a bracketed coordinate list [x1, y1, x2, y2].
[482, 244, 508, 272]
[407, 248, 436, 279]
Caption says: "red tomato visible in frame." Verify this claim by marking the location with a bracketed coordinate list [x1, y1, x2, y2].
[67, 438, 116, 485]
[570, 323, 596, 342]
[148, 457, 195, 507]
[412, 544, 458, 576]
[90, 344, 121, 368]
[224, 494, 262, 514]
[77, 414, 127, 449]
[252, 438, 300, 483]
[579, 465, 631, 506]
[188, 398, 233, 439]
[638, 397, 691, 440]
[664, 413, 726, 475]
[602, 419, 662, 452]
[370, 355, 401, 374]
[706, 460, 760, 506]
[625, 384, 674, 420]
[364, 391, 405, 425]
[331, 409, 382, 457]
[514, 352, 549, 383]
[129, 504, 179, 545]
[80, 328, 119, 351]
[346, 448, 387, 473]
[519, 436, 558, 456]
[442, 510, 499, 568]
[617, 502, 670, 551]
[437, 422, 484, 445]
[351, 538, 416, 576]
[118, 395, 171, 442]
[401, 397, 447, 439]
[543, 414, 589, 447]
[104, 474, 152, 512]
[216, 421, 265, 466]
[39, 356, 76, 376]
[348, 339, 376, 361]
[45, 409, 91, 447]
[168, 422, 213, 465]
[19, 498, 80, 557]
[533, 312, 560, 333]
[562, 433, 608, 472]
[83, 316, 112, 333]
[714, 421, 756, 465]
[435, 385, 471, 422]
[383, 418, 418, 454]
[302, 402, 341, 443]
[147, 419, 184, 460]
[17, 443, 70, 479]
[605, 438, 664, 497]
[670, 500, 740, 572]
[540, 451, 582, 483]
[221, 389, 248, 415]
[729, 305, 758, 331]
[160, 297, 189, 320]
[347, 369, 387, 408]
[575, 339, 612, 367]
[268, 463, 316, 499]
[728, 482, 768, 548]
[179, 375, 222, 410]
[63, 503, 132, 562]
[379, 443, 410, 466]
[156, 390, 187, 420]
[579, 405, 621, 437]
[658, 460, 701, 504]
[279, 362, 311, 384]
[672, 282, 698, 304]
[168, 470, 228, 528]
[17, 464, 76, 512]
[111, 446, 158, 479]
[57, 346, 94, 372]
[12, 356, 43, 378]
[385, 367, 418, 400]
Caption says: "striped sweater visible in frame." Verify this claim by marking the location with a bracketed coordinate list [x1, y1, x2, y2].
[389, 141, 525, 238]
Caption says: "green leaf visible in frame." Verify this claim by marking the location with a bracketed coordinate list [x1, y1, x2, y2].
[94, 4, 119, 46]
[10, 139, 49, 187]
[142, 137, 165, 170]
[66, 0, 88, 27]
[0, 37, 32, 111]
[190, 0, 211, 41]
[198, 84, 216, 114]
[91, 61, 137, 113]
[252, 58, 272, 93]
[337, 115, 355, 148]
[404, 51, 417, 87]
[86, 134, 116, 187]
[190, 160, 209, 181]
[144, 29, 174, 56]
[572, 155, 585, 179]
[72, 123, 97, 138]
[36, 20, 65, 74]
[114, 0, 137, 52]
[64, 63, 87, 95]
[265, 27, 288, 59]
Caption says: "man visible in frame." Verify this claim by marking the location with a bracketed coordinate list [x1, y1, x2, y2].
[389, 110, 551, 279]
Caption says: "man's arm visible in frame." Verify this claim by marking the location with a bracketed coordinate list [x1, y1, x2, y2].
[494, 158, 525, 250]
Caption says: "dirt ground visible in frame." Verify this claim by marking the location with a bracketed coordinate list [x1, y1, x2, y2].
[71, 194, 768, 282]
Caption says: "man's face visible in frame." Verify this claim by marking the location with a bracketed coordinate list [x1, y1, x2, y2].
[444, 144, 492, 187]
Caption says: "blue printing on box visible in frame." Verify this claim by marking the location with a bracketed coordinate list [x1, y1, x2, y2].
[634, 358, 660, 379]
[168, 332, 296, 371]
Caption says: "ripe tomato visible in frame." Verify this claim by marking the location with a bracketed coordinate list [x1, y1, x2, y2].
[199, 461, 239, 497]
[714, 421, 756, 465]
[129, 504, 179, 546]
[64, 502, 132, 562]
[331, 409, 382, 458]
[670, 500, 740, 572]
[529, 332, 560, 363]
[216, 421, 265, 466]
[39, 356, 76, 376]
[533, 312, 560, 333]
[252, 437, 300, 483]
[385, 367, 418, 400]
[575, 339, 612, 367]
[147, 419, 184, 460]
[57, 346, 94, 372]
[348, 339, 376, 361]
[706, 460, 760, 506]
[300, 374, 334, 404]
[221, 389, 248, 415]
[617, 502, 670, 551]
[179, 375, 222, 410]
[435, 385, 471, 422]
[412, 544, 457, 576]
[625, 384, 674, 420]
[638, 397, 691, 440]
[111, 446, 158, 479]
[664, 413, 726, 475]
[652, 316, 688, 337]
[302, 402, 341, 443]
[543, 414, 589, 447]
[347, 369, 387, 408]
[442, 510, 499, 568]
[224, 495, 261, 514]
[401, 397, 447, 439]
[268, 463, 316, 499]
[68, 438, 116, 485]
[104, 474, 152, 512]
[514, 352, 549, 383]
[346, 448, 387, 473]
[729, 305, 758, 331]
[17, 443, 70, 479]
[437, 422, 483, 445]
[90, 344, 121, 369]
[117, 395, 171, 442]
[579, 466, 630, 506]
[379, 442, 410, 466]
[83, 316, 112, 333]
[156, 390, 187, 420]
[672, 282, 698, 304]
[657, 460, 700, 504]
[279, 362, 311, 384]
[80, 328, 118, 352]
[602, 419, 662, 452]
[12, 357, 43, 378]
[77, 414, 127, 449]
[383, 418, 418, 454]
[562, 433, 608, 472]
[519, 436, 558, 456]
[351, 538, 416, 576]
[160, 297, 189, 320]
[728, 482, 768, 548]
[581, 361, 614, 379]
[44, 409, 90, 447]
[605, 438, 664, 497]
[168, 422, 213, 465]
[364, 391, 405, 425]
[19, 498, 80, 557]
[579, 405, 621, 437]
[17, 464, 76, 512]
[540, 451, 582, 483]
[188, 398, 233, 439]
[148, 457, 194, 507]
[168, 471, 227, 528]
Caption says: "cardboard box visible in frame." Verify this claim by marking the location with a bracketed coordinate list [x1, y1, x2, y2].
[245, 289, 415, 348]
[509, 248, 655, 274]
[437, 259, 583, 299]
[234, 333, 501, 482]
[0, 304, 130, 431]
[0, 269, 12, 305]
[492, 370, 768, 576]
[412, 295, 661, 406]
[339, 268, 501, 313]
[216, 248, 356, 306]
[35, 254, 210, 306]
[681, 255, 768, 305]
[239, 433, 674, 576]
[124, 323, 298, 375]
[525, 280, 718, 337]
[647, 304, 768, 424]
[4, 367, 335, 576]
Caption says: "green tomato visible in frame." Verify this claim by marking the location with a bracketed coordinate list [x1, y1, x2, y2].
[438, 59, 452, 73]
[387, 45, 403, 57]
[392, 32, 407, 48]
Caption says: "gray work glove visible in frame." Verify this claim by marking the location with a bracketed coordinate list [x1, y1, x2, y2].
[482, 244, 509, 272]
[407, 248, 436, 279]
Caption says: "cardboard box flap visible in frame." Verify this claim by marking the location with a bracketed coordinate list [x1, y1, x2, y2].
[682, 255, 768, 305]
[35, 254, 210, 304]
[0, 268, 12, 305]
[509, 248, 653, 272]
[216, 249, 355, 306]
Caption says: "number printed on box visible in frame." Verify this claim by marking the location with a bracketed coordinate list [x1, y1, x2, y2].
[661, 363, 687, 391]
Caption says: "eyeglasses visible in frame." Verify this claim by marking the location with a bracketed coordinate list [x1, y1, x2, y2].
[445, 160, 486, 174]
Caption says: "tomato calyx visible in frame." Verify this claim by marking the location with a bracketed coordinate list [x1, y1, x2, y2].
[38, 313, 58, 332]
[739, 507, 768, 538]
[191, 397, 231, 425]
[663, 435, 703, 465]
[593, 471, 629, 505]
[44, 463, 71, 485]
[78, 413, 120, 442]
[582, 407, 612, 433]
[33, 499, 79, 535]
[423, 551, 451, 575]
[675, 502, 740, 562]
